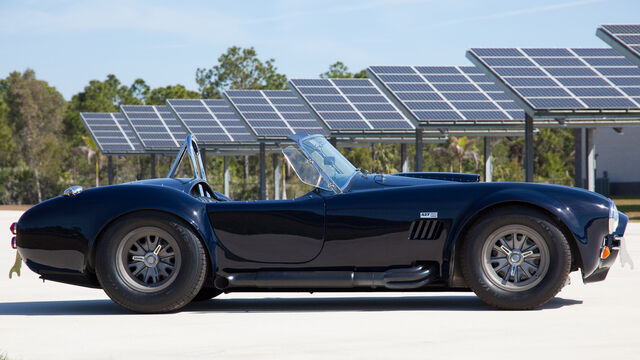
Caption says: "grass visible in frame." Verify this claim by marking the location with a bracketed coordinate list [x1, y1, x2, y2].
[0, 204, 32, 211]
[611, 197, 640, 222]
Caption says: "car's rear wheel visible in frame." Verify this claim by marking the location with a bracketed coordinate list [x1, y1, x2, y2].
[96, 212, 207, 313]
[460, 207, 571, 310]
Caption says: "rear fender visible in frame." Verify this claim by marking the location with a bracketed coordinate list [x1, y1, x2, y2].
[43, 184, 218, 273]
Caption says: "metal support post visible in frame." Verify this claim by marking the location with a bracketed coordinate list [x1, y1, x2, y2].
[524, 114, 534, 182]
[107, 156, 114, 185]
[223, 156, 230, 197]
[586, 128, 596, 192]
[329, 137, 337, 147]
[273, 154, 281, 200]
[400, 144, 409, 173]
[483, 137, 492, 182]
[574, 129, 584, 188]
[259, 143, 266, 200]
[414, 129, 423, 172]
[282, 165, 287, 200]
[150, 154, 156, 179]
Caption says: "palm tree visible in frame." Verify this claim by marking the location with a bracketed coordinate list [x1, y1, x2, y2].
[77, 136, 103, 187]
[433, 136, 479, 173]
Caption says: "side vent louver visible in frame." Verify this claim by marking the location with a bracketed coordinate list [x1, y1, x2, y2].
[408, 220, 443, 240]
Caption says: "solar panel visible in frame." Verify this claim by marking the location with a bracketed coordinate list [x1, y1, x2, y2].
[597, 25, 640, 68]
[80, 112, 143, 154]
[367, 66, 525, 126]
[288, 78, 416, 132]
[120, 105, 188, 151]
[223, 90, 327, 139]
[467, 48, 640, 116]
[166, 99, 256, 145]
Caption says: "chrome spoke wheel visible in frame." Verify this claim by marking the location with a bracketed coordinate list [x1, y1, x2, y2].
[116, 227, 181, 292]
[481, 224, 550, 292]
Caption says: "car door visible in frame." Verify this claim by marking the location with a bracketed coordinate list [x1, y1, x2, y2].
[320, 186, 448, 267]
[206, 192, 325, 263]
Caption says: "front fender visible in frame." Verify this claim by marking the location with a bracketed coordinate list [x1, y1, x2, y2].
[444, 185, 611, 282]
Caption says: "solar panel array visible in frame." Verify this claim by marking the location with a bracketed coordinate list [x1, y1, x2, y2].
[288, 78, 415, 132]
[367, 66, 525, 126]
[80, 112, 143, 154]
[120, 105, 188, 151]
[166, 99, 255, 145]
[224, 90, 326, 139]
[467, 48, 640, 114]
[597, 25, 640, 67]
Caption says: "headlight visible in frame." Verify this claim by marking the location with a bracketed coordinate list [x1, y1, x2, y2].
[609, 200, 619, 234]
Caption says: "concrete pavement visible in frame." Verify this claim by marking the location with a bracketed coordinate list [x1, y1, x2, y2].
[0, 210, 638, 360]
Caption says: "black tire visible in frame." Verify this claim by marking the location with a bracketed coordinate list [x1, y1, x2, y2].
[95, 212, 207, 313]
[192, 287, 222, 302]
[460, 206, 571, 310]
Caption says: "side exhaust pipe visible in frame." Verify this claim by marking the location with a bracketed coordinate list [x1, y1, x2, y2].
[217, 264, 436, 290]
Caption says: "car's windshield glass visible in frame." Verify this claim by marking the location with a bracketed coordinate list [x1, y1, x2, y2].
[298, 136, 357, 189]
[282, 146, 333, 191]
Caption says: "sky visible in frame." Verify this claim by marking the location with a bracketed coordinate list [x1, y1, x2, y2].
[2, 0, 640, 99]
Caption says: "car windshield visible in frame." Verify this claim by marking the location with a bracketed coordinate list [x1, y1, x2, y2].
[298, 135, 357, 190]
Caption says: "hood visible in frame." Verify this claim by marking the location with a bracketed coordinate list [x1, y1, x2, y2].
[345, 173, 448, 192]
[374, 172, 480, 187]
[345, 172, 479, 192]
[395, 172, 480, 182]
[373, 174, 441, 187]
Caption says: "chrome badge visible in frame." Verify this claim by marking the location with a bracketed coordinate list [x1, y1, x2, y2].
[420, 212, 438, 219]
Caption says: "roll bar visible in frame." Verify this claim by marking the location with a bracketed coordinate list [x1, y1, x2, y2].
[167, 134, 207, 180]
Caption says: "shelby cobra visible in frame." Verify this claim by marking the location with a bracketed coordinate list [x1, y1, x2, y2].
[11, 133, 627, 313]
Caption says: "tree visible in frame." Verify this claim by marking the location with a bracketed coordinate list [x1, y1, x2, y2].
[320, 61, 368, 79]
[196, 46, 289, 193]
[129, 78, 150, 104]
[145, 84, 200, 105]
[534, 128, 574, 184]
[0, 95, 15, 167]
[76, 135, 104, 187]
[63, 75, 146, 145]
[3, 69, 65, 202]
[195, 46, 288, 98]
[433, 136, 479, 173]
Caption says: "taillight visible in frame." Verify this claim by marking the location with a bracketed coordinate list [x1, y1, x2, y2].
[10, 222, 17, 235]
[11, 237, 16, 249]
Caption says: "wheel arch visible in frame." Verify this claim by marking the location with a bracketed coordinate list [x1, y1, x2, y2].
[87, 209, 215, 276]
[447, 199, 582, 288]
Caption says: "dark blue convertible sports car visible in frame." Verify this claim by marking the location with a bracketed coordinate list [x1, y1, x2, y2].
[11, 133, 628, 313]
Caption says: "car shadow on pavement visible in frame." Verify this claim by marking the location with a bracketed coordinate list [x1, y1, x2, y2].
[0, 296, 582, 316]
[0, 299, 123, 316]
[185, 295, 582, 313]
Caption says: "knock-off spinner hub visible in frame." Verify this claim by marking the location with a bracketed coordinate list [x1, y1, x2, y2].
[143, 253, 158, 267]
[508, 252, 524, 265]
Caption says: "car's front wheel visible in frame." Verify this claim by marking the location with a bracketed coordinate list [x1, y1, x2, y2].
[460, 207, 571, 310]
[95, 212, 208, 313]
